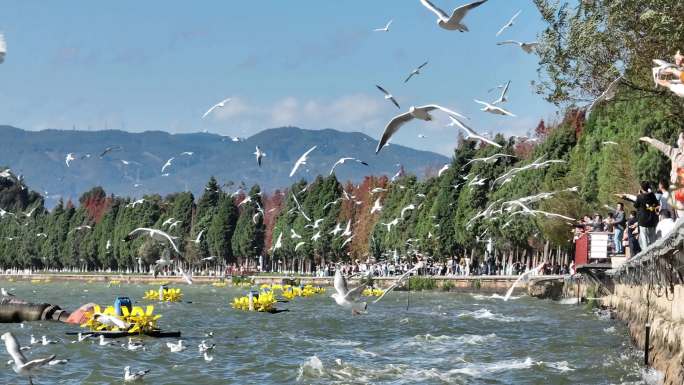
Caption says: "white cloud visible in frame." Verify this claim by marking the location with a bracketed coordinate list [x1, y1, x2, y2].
[209, 94, 387, 136]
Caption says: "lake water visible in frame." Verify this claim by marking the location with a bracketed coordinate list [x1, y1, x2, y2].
[0, 281, 657, 384]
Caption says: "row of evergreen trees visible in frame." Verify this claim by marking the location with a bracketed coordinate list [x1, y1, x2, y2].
[0, 88, 677, 271]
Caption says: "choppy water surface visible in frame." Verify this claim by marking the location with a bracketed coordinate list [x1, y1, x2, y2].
[0, 281, 655, 384]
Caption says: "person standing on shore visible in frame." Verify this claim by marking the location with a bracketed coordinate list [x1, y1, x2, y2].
[613, 203, 626, 255]
[640, 133, 684, 218]
[618, 182, 659, 250]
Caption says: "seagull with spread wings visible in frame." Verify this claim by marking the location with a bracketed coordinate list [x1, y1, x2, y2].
[447, 116, 501, 148]
[254, 146, 266, 167]
[289, 146, 317, 177]
[375, 85, 400, 109]
[474, 99, 516, 116]
[201, 98, 231, 119]
[331, 269, 367, 315]
[373, 19, 393, 32]
[123, 228, 180, 255]
[330, 157, 369, 175]
[419, 0, 488, 31]
[497, 40, 538, 54]
[491, 80, 510, 105]
[404, 61, 429, 83]
[2, 332, 56, 385]
[496, 10, 521, 36]
[376, 105, 468, 153]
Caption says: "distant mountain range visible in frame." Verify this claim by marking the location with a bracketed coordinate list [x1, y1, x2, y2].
[0, 125, 449, 205]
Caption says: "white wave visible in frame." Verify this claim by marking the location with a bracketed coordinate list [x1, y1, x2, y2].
[296, 355, 324, 382]
[558, 298, 579, 305]
[354, 348, 378, 358]
[457, 308, 532, 322]
[448, 357, 534, 377]
[470, 293, 520, 300]
[541, 360, 575, 372]
[641, 368, 664, 385]
[413, 333, 497, 346]
[604, 326, 616, 334]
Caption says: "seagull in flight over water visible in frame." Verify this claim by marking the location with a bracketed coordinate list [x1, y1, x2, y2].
[2, 332, 56, 385]
[330, 158, 369, 175]
[376, 105, 468, 153]
[497, 40, 538, 54]
[331, 269, 367, 315]
[201, 98, 231, 119]
[474, 99, 516, 117]
[419, 0, 489, 32]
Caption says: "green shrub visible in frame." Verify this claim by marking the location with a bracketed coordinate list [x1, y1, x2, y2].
[441, 280, 455, 292]
[408, 277, 437, 291]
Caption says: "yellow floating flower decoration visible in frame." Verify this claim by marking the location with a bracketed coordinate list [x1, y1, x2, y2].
[231, 292, 277, 312]
[143, 288, 183, 302]
[80, 304, 162, 334]
[362, 288, 385, 297]
[212, 282, 227, 288]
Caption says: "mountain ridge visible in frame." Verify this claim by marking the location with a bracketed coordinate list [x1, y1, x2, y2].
[0, 125, 449, 205]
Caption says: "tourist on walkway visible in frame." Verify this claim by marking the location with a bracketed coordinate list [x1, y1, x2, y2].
[656, 210, 676, 240]
[625, 211, 641, 257]
[640, 133, 684, 218]
[619, 182, 659, 250]
[613, 203, 626, 254]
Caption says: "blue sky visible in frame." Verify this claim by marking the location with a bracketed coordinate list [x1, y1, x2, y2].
[0, 0, 558, 156]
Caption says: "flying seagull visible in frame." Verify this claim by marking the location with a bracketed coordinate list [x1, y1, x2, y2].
[294, 241, 306, 251]
[330, 157, 369, 175]
[99, 146, 122, 158]
[201, 98, 231, 119]
[331, 269, 367, 315]
[0, 34, 5, 63]
[370, 198, 383, 214]
[586, 75, 623, 117]
[254, 146, 266, 167]
[123, 228, 181, 255]
[438, 164, 450, 177]
[497, 40, 538, 54]
[375, 85, 400, 109]
[404, 61, 429, 83]
[447, 116, 501, 148]
[289, 146, 317, 177]
[474, 99, 516, 116]
[419, 0, 488, 31]
[2, 332, 56, 384]
[161, 157, 174, 173]
[492, 80, 510, 105]
[190, 229, 205, 244]
[65, 153, 76, 168]
[376, 105, 468, 153]
[496, 10, 521, 36]
[272, 232, 283, 251]
[373, 19, 393, 32]
[464, 153, 516, 166]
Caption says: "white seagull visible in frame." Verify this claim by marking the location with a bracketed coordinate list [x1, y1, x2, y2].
[311, 231, 322, 242]
[2, 332, 55, 384]
[161, 158, 174, 174]
[201, 98, 231, 119]
[294, 241, 306, 251]
[438, 164, 450, 177]
[330, 157, 369, 175]
[123, 228, 181, 255]
[492, 80, 511, 105]
[474, 99, 516, 116]
[65, 153, 76, 168]
[190, 229, 205, 244]
[404, 61, 428, 83]
[496, 10, 521, 36]
[464, 153, 516, 166]
[376, 105, 468, 153]
[447, 116, 501, 148]
[124, 366, 150, 382]
[289, 146, 317, 177]
[290, 229, 302, 239]
[272, 232, 283, 251]
[419, 0, 488, 32]
[370, 198, 383, 214]
[331, 269, 367, 315]
[166, 340, 186, 353]
[254, 146, 266, 167]
[497, 40, 538, 54]
[178, 266, 193, 285]
[374, 19, 393, 32]
[587, 75, 623, 117]
[401, 204, 415, 219]
[375, 85, 400, 109]
[0, 34, 5, 64]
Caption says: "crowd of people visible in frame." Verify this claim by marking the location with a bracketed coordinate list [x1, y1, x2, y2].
[574, 179, 679, 258]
